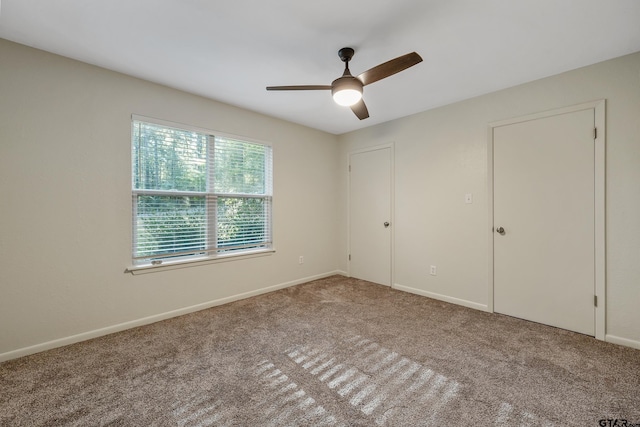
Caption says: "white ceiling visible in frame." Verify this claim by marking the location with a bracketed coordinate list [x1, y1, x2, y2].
[1, 1, 640, 135]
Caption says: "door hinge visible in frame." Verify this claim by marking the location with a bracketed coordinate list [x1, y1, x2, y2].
[349, 165, 351, 172]
[594, 295, 598, 307]
[348, 254, 351, 261]
[594, 128, 597, 139]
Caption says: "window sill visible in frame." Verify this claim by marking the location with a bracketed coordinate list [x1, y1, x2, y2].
[125, 248, 276, 275]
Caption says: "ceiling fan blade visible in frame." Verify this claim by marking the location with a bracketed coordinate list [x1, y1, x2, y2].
[266, 85, 332, 91]
[350, 99, 369, 120]
[357, 52, 423, 86]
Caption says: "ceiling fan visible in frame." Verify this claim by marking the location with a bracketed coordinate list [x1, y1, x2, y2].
[266, 47, 423, 120]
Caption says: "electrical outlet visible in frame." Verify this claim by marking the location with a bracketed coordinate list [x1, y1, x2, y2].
[430, 265, 437, 276]
[299, 256, 304, 265]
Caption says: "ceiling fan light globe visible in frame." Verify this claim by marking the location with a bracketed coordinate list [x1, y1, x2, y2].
[331, 76, 364, 107]
[333, 89, 362, 106]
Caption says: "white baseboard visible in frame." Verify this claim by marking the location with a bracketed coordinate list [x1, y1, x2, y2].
[605, 334, 640, 350]
[395, 284, 640, 352]
[393, 283, 489, 312]
[0, 271, 345, 363]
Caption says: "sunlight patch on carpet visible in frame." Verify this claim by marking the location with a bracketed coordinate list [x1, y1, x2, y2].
[253, 359, 347, 427]
[172, 395, 235, 427]
[285, 335, 461, 426]
[494, 402, 556, 427]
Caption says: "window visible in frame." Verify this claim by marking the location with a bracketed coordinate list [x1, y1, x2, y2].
[131, 117, 273, 266]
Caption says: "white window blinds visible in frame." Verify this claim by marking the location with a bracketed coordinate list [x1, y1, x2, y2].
[132, 119, 272, 265]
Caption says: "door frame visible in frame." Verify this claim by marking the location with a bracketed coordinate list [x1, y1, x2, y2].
[487, 100, 605, 340]
[347, 143, 395, 286]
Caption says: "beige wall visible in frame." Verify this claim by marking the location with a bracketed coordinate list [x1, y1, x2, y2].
[2, 38, 639, 360]
[0, 39, 342, 360]
[338, 52, 640, 348]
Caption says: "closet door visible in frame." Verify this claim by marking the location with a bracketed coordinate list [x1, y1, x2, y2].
[493, 109, 595, 335]
[349, 147, 392, 286]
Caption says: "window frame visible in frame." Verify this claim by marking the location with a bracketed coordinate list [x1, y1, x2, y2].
[128, 115, 274, 273]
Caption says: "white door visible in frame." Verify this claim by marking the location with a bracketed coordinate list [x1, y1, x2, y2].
[493, 109, 595, 336]
[349, 147, 392, 286]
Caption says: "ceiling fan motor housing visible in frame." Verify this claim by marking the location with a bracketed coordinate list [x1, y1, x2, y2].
[331, 75, 363, 95]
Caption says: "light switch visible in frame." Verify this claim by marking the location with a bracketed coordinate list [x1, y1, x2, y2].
[465, 193, 473, 204]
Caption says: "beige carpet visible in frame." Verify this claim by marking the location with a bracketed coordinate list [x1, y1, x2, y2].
[1, 275, 639, 426]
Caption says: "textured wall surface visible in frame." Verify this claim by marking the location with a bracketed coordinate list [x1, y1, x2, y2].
[1, 38, 639, 359]
[338, 52, 640, 347]
[0, 39, 341, 359]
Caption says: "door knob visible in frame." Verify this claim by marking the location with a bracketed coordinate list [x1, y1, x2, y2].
[384, 222, 390, 228]
[496, 226, 505, 235]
